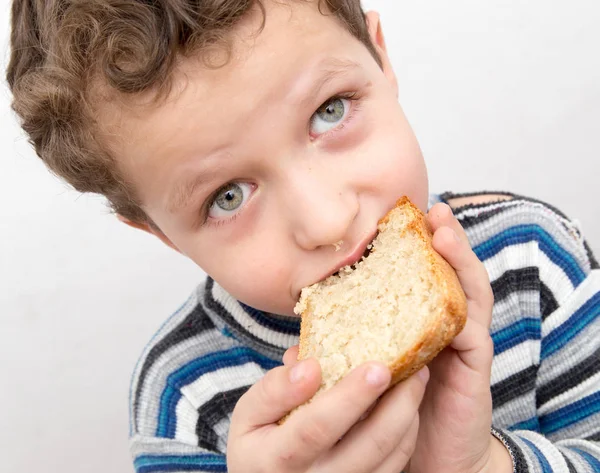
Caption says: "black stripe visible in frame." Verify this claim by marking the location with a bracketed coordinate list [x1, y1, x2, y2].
[491, 365, 538, 409]
[491, 268, 539, 304]
[492, 427, 530, 473]
[195, 417, 221, 453]
[439, 191, 517, 230]
[540, 281, 558, 320]
[584, 241, 599, 269]
[133, 304, 216, 425]
[585, 430, 600, 441]
[564, 455, 578, 473]
[537, 345, 600, 407]
[196, 386, 251, 451]
[204, 278, 287, 360]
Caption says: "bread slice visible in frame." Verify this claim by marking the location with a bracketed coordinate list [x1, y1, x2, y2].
[294, 196, 467, 397]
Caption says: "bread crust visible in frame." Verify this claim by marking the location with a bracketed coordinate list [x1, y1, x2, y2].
[298, 196, 467, 386]
[382, 197, 467, 384]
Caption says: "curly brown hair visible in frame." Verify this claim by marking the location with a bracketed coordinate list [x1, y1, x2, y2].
[6, 0, 380, 229]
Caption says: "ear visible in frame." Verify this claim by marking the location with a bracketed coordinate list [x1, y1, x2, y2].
[116, 214, 183, 255]
[365, 11, 398, 97]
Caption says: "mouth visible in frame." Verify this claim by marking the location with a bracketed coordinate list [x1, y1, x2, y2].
[326, 229, 379, 280]
[293, 229, 380, 301]
[332, 241, 375, 277]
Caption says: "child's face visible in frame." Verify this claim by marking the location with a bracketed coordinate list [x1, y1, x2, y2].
[103, 1, 428, 317]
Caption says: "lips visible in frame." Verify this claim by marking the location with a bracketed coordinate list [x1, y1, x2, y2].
[319, 229, 379, 282]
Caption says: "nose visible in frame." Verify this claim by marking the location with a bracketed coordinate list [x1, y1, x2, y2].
[283, 169, 359, 251]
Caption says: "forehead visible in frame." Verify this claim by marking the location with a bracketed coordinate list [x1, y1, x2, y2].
[97, 0, 371, 203]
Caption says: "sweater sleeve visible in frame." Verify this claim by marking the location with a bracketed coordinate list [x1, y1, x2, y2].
[490, 212, 600, 472]
[130, 434, 227, 473]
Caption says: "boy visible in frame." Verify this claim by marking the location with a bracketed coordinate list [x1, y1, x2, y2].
[7, 1, 599, 472]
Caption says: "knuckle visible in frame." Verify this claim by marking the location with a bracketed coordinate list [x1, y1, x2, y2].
[273, 445, 301, 470]
[297, 417, 331, 451]
[482, 333, 495, 358]
[256, 369, 280, 405]
[369, 428, 396, 458]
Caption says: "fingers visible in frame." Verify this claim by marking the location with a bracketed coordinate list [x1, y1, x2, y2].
[372, 412, 420, 473]
[450, 317, 495, 375]
[283, 345, 299, 366]
[428, 202, 468, 241]
[231, 358, 321, 435]
[274, 362, 392, 471]
[428, 204, 494, 327]
[320, 368, 428, 472]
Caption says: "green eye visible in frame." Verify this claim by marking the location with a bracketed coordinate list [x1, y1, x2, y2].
[316, 98, 345, 122]
[310, 97, 350, 135]
[215, 183, 243, 211]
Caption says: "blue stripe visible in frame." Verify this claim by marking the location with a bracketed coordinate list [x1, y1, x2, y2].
[521, 437, 552, 473]
[491, 318, 540, 355]
[222, 327, 236, 339]
[510, 417, 540, 432]
[156, 347, 280, 437]
[134, 454, 226, 473]
[129, 296, 195, 436]
[572, 448, 600, 472]
[541, 292, 600, 359]
[240, 302, 301, 334]
[540, 391, 600, 434]
[473, 225, 586, 286]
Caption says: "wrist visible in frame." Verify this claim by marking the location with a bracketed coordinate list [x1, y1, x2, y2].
[484, 432, 514, 473]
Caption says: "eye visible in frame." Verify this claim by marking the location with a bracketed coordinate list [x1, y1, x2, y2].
[310, 97, 351, 136]
[208, 182, 253, 219]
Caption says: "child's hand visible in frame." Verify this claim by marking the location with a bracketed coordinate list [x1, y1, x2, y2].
[406, 203, 510, 473]
[227, 353, 429, 473]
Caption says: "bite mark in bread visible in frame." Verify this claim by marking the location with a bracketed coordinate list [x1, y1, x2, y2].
[289, 196, 468, 414]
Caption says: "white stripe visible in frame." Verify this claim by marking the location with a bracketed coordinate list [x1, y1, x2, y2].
[556, 438, 600, 459]
[456, 200, 585, 252]
[174, 397, 200, 445]
[560, 448, 592, 472]
[491, 339, 540, 385]
[135, 327, 227, 436]
[212, 283, 299, 348]
[180, 363, 265, 408]
[454, 199, 526, 219]
[539, 370, 600, 416]
[456, 199, 590, 273]
[483, 241, 539, 282]
[214, 416, 231, 454]
[542, 270, 600, 336]
[537, 250, 576, 306]
[482, 240, 575, 309]
[518, 430, 571, 471]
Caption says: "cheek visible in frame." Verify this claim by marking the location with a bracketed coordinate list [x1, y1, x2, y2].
[187, 233, 298, 315]
[357, 111, 429, 211]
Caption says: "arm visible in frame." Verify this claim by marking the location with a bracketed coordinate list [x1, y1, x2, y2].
[492, 267, 600, 472]
[131, 435, 227, 473]
[129, 388, 229, 473]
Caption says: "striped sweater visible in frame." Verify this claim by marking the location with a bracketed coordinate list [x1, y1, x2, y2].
[129, 191, 600, 473]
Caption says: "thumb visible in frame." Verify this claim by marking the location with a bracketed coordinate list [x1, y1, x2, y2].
[231, 358, 321, 433]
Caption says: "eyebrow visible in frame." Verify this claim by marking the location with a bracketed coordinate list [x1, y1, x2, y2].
[166, 57, 362, 215]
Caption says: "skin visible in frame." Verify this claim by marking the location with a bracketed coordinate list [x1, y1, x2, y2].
[101, 1, 513, 472]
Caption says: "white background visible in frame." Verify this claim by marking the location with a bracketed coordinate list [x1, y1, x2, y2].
[1, 0, 598, 471]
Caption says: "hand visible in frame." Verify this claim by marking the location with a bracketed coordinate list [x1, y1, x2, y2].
[406, 203, 504, 473]
[227, 351, 429, 473]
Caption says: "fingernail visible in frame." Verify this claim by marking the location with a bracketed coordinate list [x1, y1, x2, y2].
[418, 366, 430, 383]
[365, 364, 389, 387]
[453, 229, 462, 243]
[289, 360, 307, 384]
